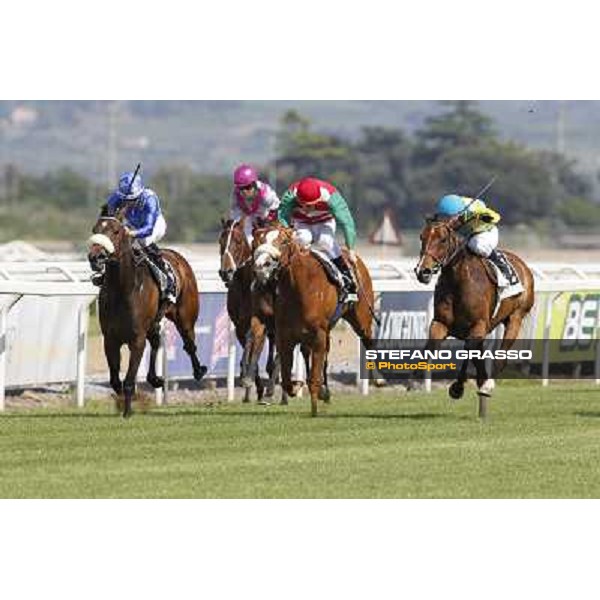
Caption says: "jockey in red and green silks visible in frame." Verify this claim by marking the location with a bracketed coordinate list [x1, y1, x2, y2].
[278, 177, 358, 302]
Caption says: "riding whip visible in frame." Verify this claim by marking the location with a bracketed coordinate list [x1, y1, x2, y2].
[352, 258, 381, 327]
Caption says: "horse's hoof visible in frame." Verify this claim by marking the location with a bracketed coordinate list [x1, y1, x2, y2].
[478, 379, 495, 397]
[122, 410, 132, 419]
[265, 384, 275, 398]
[147, 375, 164, 389]
[284, 384, 298, 397]
[448, 381, 464, 400]
[318, 386, 331, 403]
[194, 365, 208, 381]
[280, 398, 289, 405]
[240, 376, 253, 389]
[257, 400, 271, 406]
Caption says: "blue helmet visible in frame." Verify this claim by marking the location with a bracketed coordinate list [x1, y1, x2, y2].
[436, 194, 465, 217]
[118, 171, 144, 200]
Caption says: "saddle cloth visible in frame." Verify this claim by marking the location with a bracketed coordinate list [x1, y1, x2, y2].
[163, 258, 179, 298]
[138, 247, 179, 301]
[309, 248, 345, 289]
[484, 251, 524, 317]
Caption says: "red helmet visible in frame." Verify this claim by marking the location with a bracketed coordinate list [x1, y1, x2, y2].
[296, 178, 321, 204]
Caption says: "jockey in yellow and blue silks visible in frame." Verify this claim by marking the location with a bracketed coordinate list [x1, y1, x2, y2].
[436, 194, 517, 284]
[94, 170, 176, 302]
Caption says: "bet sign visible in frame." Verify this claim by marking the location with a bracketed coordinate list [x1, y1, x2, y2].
[560, 293, 600, 350]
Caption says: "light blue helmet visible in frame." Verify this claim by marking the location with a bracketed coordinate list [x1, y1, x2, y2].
[118, 171, 144, 200]
[436, 194, 465, 217]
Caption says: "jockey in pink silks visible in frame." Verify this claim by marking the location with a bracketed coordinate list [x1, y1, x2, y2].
[229, 164, 280, 245]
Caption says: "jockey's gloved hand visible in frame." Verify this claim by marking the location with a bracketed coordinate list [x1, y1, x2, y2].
[347, 249, 357, 264]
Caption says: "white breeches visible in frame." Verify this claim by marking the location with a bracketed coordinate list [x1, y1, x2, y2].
[467, 227, 498, 258]
[242, 217, 254, 245]
[139, 214, 167, 247]
[294, 219, 341, 260]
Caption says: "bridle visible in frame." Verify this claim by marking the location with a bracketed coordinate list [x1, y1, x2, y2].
[252, 227, 295, 284]
[223, 221, 239, 269]
[416, 219, 465, 274]
[219, 221, 251, 285]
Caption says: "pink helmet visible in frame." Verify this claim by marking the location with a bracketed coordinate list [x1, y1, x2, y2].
[233, 164, 258, 188]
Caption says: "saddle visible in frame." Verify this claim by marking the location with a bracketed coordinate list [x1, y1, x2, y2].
[480, 250, 524, 317]
[309, 248, 345, 289]
[134, 244, 179, 303]
[308, 248, 356, 324]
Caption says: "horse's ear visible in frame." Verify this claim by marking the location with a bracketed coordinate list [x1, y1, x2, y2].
[99, 203, 109, 217]
[114, 205, 127, 222]
[424, 213, 435, 224]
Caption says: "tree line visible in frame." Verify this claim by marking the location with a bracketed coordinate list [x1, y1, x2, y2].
[0, 101, 598, 244]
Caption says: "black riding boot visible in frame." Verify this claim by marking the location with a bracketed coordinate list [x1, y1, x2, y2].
[488, 249, 517, 285]
[145, 244, 177, 303]
[332, 256, 358, 302]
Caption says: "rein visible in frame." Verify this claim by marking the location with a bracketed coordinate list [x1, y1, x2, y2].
[221, 221, 251, 271]
[418, 221, 466, 273]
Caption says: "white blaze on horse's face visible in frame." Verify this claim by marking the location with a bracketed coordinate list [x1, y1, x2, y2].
[265, 230, 279, 245]
[253, 235, 281, 284]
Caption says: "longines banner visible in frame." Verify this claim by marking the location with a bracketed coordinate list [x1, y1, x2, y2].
[377, 291, 432, 340]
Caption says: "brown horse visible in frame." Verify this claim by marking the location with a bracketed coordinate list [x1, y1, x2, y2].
[88, 216, 207, 417]
[415, 217, 534, 412]
[252, 222, 375, 416]
[218, 218, 278, 402]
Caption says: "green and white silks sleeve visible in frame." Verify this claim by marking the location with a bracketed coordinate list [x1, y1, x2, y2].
[329, 191, 357, 249]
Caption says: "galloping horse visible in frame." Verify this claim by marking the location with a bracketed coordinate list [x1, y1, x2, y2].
[252, 222, 375, 416]
[415, 216, 534, 413]
[218, 218, 277, 402]
[88, 215, 207, 417]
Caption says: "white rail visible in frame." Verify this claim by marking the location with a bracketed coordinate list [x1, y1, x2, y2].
[1, 259, 599, 410]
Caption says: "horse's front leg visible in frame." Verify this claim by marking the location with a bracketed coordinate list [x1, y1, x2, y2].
[276, 333, 296, 400]
[241, 316, 267, 398]
[123, 335, 146, 418]
[318, 335, 331, 403]
[104, 336, 123, 396]
[466, 321, 492, 419]
[146, 323, 164, 389]
[265, 332, 276, 398]
[408, 319, 449, 393]
[308, 328, 328, 417]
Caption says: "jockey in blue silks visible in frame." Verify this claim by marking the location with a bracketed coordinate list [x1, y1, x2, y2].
[93, 170, 176, 303]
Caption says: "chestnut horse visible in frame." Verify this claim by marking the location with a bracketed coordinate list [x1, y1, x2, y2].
[252, 223, 375, 416]
[415, 217, 534, 414]
[218, 218, 278, 402]
[88, 216, 207, 417]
